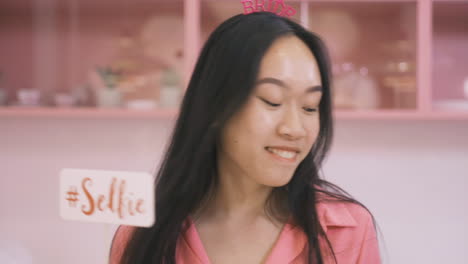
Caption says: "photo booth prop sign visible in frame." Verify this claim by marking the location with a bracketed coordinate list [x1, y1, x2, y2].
[60, 168, 155, 227]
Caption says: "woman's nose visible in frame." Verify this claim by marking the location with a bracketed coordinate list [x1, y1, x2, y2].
[277, 107, 307, 140]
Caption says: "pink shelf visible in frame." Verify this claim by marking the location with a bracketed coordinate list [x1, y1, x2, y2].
[307, 1, 418, 110]
[202, 0, 418, 1]
[0, 0, 467, 120]
[0, 0, 186, 110]
[432, 0, 468, 110]
[1, 107, 467, 120]
[0, 107, 179, 119]
[335, 110, 468, 120]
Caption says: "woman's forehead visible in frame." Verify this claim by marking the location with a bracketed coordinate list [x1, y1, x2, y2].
[257, 36, 322, 86]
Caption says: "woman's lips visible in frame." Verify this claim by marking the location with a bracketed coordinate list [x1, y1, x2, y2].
[265, 147, 298, 163]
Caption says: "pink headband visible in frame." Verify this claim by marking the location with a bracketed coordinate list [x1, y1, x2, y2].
[240, 0, 297, 18]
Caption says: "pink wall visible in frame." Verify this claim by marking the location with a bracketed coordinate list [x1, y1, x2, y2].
[1, 118, 468, 263]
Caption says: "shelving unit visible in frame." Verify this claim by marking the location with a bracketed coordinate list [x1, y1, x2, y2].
[3, 107, 468, 120]
[0, 0, 467, 120]
[432, 0, 468, 112]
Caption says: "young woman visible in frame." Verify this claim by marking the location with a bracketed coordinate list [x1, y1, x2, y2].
[110, 11, 381, 264]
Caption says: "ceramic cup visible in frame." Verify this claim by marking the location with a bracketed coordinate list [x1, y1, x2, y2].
[96, 88, 122, 108]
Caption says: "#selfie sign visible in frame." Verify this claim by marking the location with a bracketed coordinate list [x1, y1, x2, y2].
[60, 168, 155, 227]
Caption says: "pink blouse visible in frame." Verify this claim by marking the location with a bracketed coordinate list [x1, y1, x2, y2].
[110, 201, 381, 264]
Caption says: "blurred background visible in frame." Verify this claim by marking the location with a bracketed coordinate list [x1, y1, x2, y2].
[1, 0, 467, 263]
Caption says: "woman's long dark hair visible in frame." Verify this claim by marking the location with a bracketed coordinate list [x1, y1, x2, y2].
[118, 12, 375, 264]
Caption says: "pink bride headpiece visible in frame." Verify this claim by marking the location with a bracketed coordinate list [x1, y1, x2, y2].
[240, 0, 297, 18]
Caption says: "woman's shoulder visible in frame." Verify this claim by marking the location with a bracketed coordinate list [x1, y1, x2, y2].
[315, 193, 381, 262]
[109, 225, 136, 264]
[315, 189, 373, 228]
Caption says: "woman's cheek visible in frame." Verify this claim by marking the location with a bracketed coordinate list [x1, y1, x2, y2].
[256, 107, 280, 125]
[306, 120, 320, 142]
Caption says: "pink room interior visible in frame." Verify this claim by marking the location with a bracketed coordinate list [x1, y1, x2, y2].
[1, 0, 467, 263]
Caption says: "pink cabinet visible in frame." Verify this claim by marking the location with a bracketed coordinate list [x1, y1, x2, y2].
[0, 0, 467, 120]
[307, 1, 418, 111]
[432, 0, 468, 112]
[0, 0, 185, 114]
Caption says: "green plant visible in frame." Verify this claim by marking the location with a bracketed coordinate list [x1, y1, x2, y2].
[160, 68, 180, 87]
[96, 66, 122, 89]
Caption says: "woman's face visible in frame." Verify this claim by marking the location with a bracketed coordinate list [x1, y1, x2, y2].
[218, 35, 323, 188]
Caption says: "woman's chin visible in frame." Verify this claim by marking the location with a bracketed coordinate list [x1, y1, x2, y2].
[260, 175, 293, 188]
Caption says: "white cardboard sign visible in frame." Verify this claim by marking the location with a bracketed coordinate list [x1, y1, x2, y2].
[59, 168, 155, 227]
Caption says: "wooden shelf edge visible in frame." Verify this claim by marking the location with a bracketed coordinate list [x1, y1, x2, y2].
[335, 110, 468, 120]
[0, 107, 180, 119]
[300, 0, 418, 2]
[1, 107, 467, 120]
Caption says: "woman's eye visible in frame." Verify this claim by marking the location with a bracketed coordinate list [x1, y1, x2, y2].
[261, 98, 281, 107]
[258, 97, 317, 112]
[304, 107, 318, 113]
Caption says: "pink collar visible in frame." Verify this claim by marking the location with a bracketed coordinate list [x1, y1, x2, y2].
[179, 201, 358, 263]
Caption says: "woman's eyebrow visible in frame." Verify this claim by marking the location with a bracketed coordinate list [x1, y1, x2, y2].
[255, 77, 322, 93]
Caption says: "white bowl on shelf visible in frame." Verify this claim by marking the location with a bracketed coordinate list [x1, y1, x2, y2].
[433, 99, 468, 110]
[54, 93, 77, 107]
[125, 99, 158, 110]
[17, 89, 41, 106]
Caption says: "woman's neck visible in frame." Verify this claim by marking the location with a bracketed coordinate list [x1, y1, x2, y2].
[212, 180, 273, 221]
[193, 169, 275, 224]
